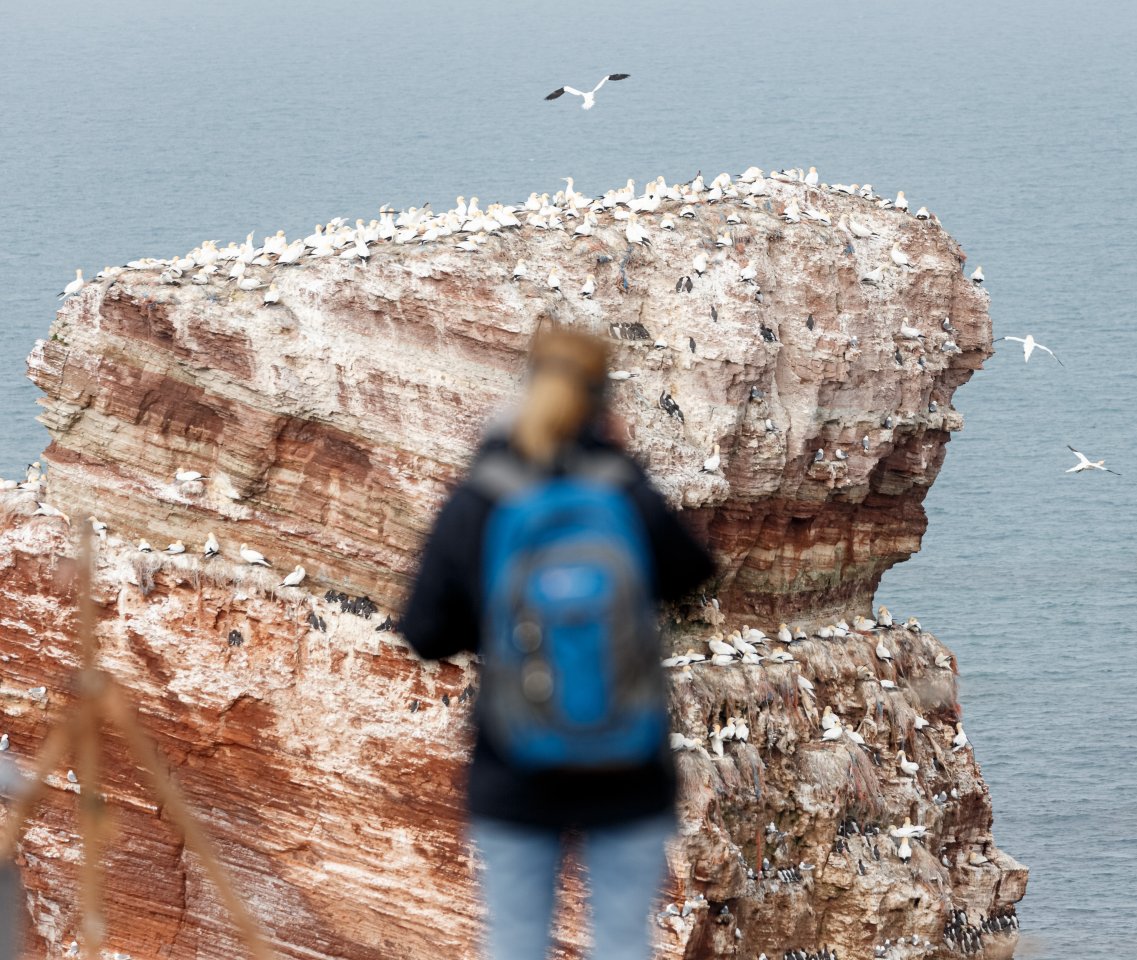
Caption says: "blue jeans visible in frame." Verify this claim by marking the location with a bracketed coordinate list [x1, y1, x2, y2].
[470, 813, 674, 960]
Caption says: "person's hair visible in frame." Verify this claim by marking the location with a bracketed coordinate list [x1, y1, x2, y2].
[511, 327, 610, 465]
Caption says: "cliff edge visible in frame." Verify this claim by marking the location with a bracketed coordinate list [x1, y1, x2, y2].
[1, 171, 1026, 959]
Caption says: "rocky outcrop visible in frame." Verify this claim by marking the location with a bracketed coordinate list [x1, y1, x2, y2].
[1, 172, 1025, 959]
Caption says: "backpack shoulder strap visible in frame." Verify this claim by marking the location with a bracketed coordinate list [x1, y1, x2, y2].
[468, 449, 541, 502]
[469, 444, 641, 503]
[563, 448, 640, 490]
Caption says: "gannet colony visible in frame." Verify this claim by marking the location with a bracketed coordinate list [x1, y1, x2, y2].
[0, 163, 1031, 960]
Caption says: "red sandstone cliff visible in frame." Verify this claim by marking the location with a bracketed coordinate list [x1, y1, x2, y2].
[1, 173, 1025, 959]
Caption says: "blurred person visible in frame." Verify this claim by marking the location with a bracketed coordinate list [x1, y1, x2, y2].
[401, 327, 714, 960]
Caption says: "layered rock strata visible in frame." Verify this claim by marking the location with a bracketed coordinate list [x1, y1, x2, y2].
[1, 173, 1025, 959]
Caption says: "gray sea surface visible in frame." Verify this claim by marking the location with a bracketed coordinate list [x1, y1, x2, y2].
[2, 1, 1136, 956]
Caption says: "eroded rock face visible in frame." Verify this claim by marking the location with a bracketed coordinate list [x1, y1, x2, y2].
[1, 175, 1025, 959]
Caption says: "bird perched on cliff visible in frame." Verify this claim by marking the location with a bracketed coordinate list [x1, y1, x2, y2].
[0, 733, 8, 751]
[860, 265, 884, 285]
[86, 516, 108, 541]
[820, 705, 838, 731]
[701, 443, 721, 473]
[970, 265, 985, 284]
[693, 252, 708, 276]
[875, 638, 894, 662]
[821, 721, 843, 742]
[1065, 445, 1121, 476]
[280, 564, 306, 587]
[897, 835, 913, 862]
[894, 191, 910, 212]
[175, 468, 207, 484]
[896, 750, 919, 777]
[262, 283, 281, 305]
[890, 243, 913, 269]
[899, 320, 924, 341]
[877, 605, 893, 627]
[546, 267, 562, 294]
[511, 260, 527, 281]
[707, 635, 736, 658]
[165, 540, 186, 554]
[658, 389, 684, 423]
[952, 722, 970, 752]
[239, 543, 271, 567]
[625, 216, 650, 246]
[994, 334, 1062, 366]
[579, 274, 596, 298]
[137, 539, 153, 553]
[32, 501, 70, 525]
[545, 73, 630, 109]
[670, 732, 700, 752]
[58, 268, 85, 299]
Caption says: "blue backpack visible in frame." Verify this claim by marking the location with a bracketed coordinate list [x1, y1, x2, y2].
[473, 448, 668, 771]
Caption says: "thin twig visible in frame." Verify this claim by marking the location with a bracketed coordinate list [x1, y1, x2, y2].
[102, 684, 275, 960]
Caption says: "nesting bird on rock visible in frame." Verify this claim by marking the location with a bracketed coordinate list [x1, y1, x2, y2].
[239, 543, 271, 567]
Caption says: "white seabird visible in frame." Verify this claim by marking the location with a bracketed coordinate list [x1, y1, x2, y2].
[280, 564, 306, 587]
[580, 274, 596, 298]
[897, 836, 913, 862]
[952, 722, 970, 751]
[994, 334, 1062, 366]
[897, 750, 919, 777]
[544, 73, 630, 110]
[821, 722, 843, 742]
[137, 539, 153, 553]
[701, 443, 721, 473]
[204, 532, 220, 558]
[263, 283, 281, 305]
[87, 516, 108, 541]
[1066, 445, 1121, 476]
[820, 705, 838, 730]
[707, 635, 736, 657]
[625, 217, 650, 246]
[670, 732, 700, 752]
[175, 468, 207, 483]
[239, 543, 271, 567]
[547, 268, 562, 294]
[890, 243, 912, 268]
[33, 502, 70, 525]
[875, 639, 894, 662]
[58, 269, 85, 299]
[708, 723, 726, 758]
[970, 265, 985, 284]
[693, 252, 708, 275]
[165, 540, 186, 554]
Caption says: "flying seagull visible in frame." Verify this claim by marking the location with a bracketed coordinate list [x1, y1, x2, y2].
[1066, 445, 1121, 476]
[994, 334, 1063, 366]
[545, 74, 630, 110]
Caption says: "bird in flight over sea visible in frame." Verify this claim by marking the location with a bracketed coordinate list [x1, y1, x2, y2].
[1066, 445, 1121, 476]
[995, 334, 1063, 366]
[545, 73, 630, 110]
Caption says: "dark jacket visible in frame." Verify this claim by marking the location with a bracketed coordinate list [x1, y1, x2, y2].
[400, 426, 715, 828]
